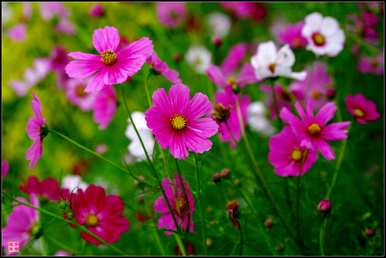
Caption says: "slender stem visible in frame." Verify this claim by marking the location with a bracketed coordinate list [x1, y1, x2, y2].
[175, 159, 191, 234]
[269, 79, 280, 119]
[48, 128, 150, 187]
[40, 236, 48, 256]
[239, 220, 244, 255]
[144, 71, 152, 106]
[174, 233, 187, 256]
[194, 154, 207, 255]
[296, 176, 302, 249]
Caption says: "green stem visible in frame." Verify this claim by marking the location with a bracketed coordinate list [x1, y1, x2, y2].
[174, 233, 187, 256]
[48, 128, 149, 187]
[296, 176, 302, 249]
[175, 159, 191, 234]
[40, 236, 48, 256]
[194, 154, 207, 255]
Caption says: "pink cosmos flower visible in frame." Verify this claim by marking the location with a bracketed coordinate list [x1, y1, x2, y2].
[207, 43, 259, 89]
[357, 54, 384, 75]
[25, 94, 47, 168]
[20, 176, 64, 202]
[66, 78, 97, 111]
[69, 184, 129, 245]
[348, 11, 379, 44]
[146, 52, 182, 84]
[213, 86, 250, 147]
[2, 194, 39, 255]
[145, 84, 218, 159]
[2, 160, 8, 180]
[7, 23, 26, 42]
[56, 18, 75, 35]
[49, 46, 71, 88]
[277, 22, 308, 48]
[40, 2, 68, 20]
[289, 62, 334, 110]
[261, 84, 293, 119]
[154, 175, 195, 235]
[89, 4, 105, 17]
[345, 94, 380, 124]
[221, 2, 267, 22]
[92, 85, 117, 129]
[268, 127, 318, 176]
[280, 101, 350, 160]
[156, 3, 187, 28]
[65, 26, 153, 93]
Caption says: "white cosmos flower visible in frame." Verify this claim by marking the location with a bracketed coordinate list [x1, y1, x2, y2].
[250, 41, 306, 81]
[207, 12, 231, 38]
[301, 12, 345, 57]
[2, 3, 12, 26]
[62, 175, 88, 192]
[185, 46, 212, 74]
[248, 102, 275, 136]
[125, 112, 154, 161]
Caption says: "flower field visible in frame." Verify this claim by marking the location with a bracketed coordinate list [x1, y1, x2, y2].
[1, 2, 384, 256]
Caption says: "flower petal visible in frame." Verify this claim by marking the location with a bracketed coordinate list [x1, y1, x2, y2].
[92, 26, 120, 53]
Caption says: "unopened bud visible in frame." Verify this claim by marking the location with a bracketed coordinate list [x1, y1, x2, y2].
[212, 36, 222, 47]
[317, 199, 331, 213]
[264, 217, 273, 229]
[364, 227, 375, 237]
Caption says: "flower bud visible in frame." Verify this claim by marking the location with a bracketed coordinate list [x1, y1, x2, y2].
[212, 36, 222, 47]
[364, 227, 375, 237]
[264, 217, 273, 229]
[317, 199, 331, 213]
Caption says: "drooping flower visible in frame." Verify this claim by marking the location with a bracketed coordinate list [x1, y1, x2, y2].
[65, 26, 153, 93]
[260, 84, 293, 118]
[280, 101, 350, 160]
[65, 78, 97, 111]
[89, 4, 105, 17]
[92, 85, 117, 129]
[69, 184, 129, 245]
[156, 2, 187, 28]
[221, 2, 267, 22]
[1, 194, 40, 256]
[301, 12, 345, 57]
[250, 41, 306, 81]
[345, 94, 380, 124]
[125, 112, 155, 161]
[2, 160, 9, 180]
[20, 176, 64, 202]
[146, 52, 182, 84]
[154, 175, 195, 235]
[212, 86, 250, 147]
[6, 23, 26, 42]
[277, 22, 308, 48]
[247, 101, 275, 136]
[207, 12, 231, 39]
[62, 175, 88, 192]
[268, 127, 318, 176]
[145, 84, 218, 159]
[185, 46, 212, 74]
[357, 54, 384, 75]
[289, 62, 334, 110]
[25, 94, 48, 168]
[207, 43, 259, 89]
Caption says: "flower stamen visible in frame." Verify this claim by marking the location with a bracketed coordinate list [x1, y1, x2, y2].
[170, 115, 187, 130]
[307, 123, 321, 136]
[85, 214, 99, 227]
[311, 32, 326, 46]
[101, 50, 117, 65]
[354, 108, 364, 117]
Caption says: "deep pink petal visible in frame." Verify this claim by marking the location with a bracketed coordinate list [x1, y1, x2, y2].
[92, 26, 120, 53]
[315, 102, 337, 126]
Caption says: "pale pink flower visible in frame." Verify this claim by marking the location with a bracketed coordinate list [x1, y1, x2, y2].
[92, 85, 117, 129]
[156, 2, 187, 28]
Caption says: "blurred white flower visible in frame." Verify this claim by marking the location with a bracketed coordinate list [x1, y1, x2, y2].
[125, 112, 155, 161]
[248, 102, 275, 136]
[207, 12, 231, 38]
[2, 3, 12, 26]
[250, 41, 306, 81]
[185, 46, 212, 74]
[302, 12, 345, 57]
[62, 175, 88, 192]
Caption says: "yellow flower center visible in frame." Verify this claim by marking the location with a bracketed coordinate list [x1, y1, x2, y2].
[291, 149, 303, 161]
[307, 123, 321, 136]
[75, 84, 88, 98]
[268, 63, 276, 74]
[311, 90, 321, 100]
[227, 76, 237, 86]
[194, 57, 203, 66]
[354, 108, 364, 117]
[212, 103, 231, 123]
[312, 32, 326, 46]
[85, 214, 99, 227]
[101, 50, 117, 65]
[170, 115, 187, 130]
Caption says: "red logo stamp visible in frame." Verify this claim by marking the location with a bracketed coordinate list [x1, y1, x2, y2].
[7, 241, 20, 254]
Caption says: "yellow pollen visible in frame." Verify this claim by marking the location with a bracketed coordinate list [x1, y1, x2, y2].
[354, 108, 364, 117]
[75, 84, 88, 98]
[85, 214, 99, 227]
[175, 197, 186, 215]
[308, 123, 321, 136]
[101, 50, 117, 65]
[227, 76, 237, 86]
[291, 149, 302, 161]
[170, 115, 187, 130]
[268, 63, 276, 74]
[194, 57, 203, 66]
[312, 32, 326, 46]
[311, 90, 321, 100]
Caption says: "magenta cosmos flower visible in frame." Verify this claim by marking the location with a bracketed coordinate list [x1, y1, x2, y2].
[146, 52, 182, 84]
[357, 54, 384, 75]
[154, 175, 195, 235]
[26, 94, 48, 168]
[2, 194, 40, 255]
[92, 85, 117, 129]
[289, 62, 334, 110]
[207, 43, 259, 89]
[221, 2, 267, 22]
[20, 176, 64, 202]
[69, 184, 129, 245]
[280, 102, 350, 160]
[65, 26, 153, 93]
[213, 86, 250, 147]
[156, 2, 187, 28]
[268, 127, 318, 176]
[66, 78, 97, 111]
[277, 22, 308, 48]
[145, 84, 218, 159]
[345, 94, 380, 124]
[7, 23, 26, 42]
